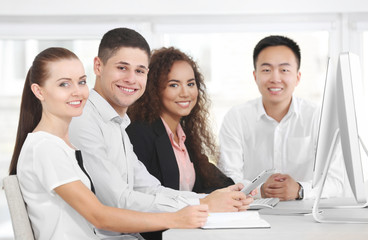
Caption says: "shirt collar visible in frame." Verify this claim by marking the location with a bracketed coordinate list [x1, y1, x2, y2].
[256, 96, 299, 121]
[288, 96, 299, 118]
[88, 89, 131, 127]
[256, 98, 267, 121]
[161, 117, 186, 145]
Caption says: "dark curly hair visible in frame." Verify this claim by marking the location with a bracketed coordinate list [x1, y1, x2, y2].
[128, 47, 219, 164]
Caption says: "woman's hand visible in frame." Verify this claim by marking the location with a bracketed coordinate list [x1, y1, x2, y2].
[168, 205, 209, 228]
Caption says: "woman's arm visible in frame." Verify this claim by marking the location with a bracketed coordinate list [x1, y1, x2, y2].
[54, 180, 208, 233]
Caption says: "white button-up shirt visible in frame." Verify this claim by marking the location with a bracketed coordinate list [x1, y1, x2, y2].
[70, 90, 201, 238]
[218, 97, 344, 199]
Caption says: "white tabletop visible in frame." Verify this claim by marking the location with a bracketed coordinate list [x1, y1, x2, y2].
[163, 198, 368, 240]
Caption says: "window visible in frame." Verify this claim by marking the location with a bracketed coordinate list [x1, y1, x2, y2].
[0, 39, 99, 176]
[161, 31, 329, 130]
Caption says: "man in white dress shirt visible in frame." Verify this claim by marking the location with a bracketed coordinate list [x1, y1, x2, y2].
[218, 35, 344, 201]
[70, 28, 251, 239]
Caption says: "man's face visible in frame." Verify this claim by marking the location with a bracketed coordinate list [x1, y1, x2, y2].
[253, 45, 301, 108]
[94, 47, 149, 116]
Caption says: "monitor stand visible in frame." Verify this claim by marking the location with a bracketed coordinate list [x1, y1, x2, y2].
[312, 129, 368, 223]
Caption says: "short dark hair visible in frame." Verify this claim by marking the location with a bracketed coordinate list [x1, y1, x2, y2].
[98, 27, 151, 64]
[253, 35, 301, 70]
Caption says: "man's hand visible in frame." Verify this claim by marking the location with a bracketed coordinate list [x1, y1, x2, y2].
[260, 173, 300, 201]
[200, 186, 253, 212]
[227, 182, 258, 196]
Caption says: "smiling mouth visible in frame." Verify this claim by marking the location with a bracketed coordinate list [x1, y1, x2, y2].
[269, 88, 283, 92]
[117, 85, 137, 94]
[177, 101, 190, 107]
[68, 100, 82, 105]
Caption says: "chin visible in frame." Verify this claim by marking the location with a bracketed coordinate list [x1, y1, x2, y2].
[179, 111, 191, 117]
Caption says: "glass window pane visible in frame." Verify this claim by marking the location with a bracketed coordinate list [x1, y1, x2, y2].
[0, 39, 99, 173]
[162, 31, 329, 130]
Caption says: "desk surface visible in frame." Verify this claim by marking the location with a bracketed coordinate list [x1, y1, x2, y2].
[163, 199, 368, 240]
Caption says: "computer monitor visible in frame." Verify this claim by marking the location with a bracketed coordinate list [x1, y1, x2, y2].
[312, 58, 339, 189]
[312, 52, 368, 223]
[336, 52, 368, 203]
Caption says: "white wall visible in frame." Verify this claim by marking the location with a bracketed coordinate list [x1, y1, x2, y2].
[1, 0, 368, 16]
[0, 3, 368, 239]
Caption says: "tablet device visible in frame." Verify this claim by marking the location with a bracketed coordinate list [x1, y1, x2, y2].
[241, 169, 275, 195]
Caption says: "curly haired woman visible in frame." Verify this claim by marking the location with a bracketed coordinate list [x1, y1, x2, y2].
[127, 47, 234, 194]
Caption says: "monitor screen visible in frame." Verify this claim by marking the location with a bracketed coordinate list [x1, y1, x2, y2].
[336, 52, 368, 203]
[313, 52, 368, 204]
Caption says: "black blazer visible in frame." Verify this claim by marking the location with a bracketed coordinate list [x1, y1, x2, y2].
[126, 118, 234, 193]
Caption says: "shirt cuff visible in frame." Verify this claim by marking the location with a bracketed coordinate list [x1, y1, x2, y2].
[185, 197, 201, 206]
[299, 181, 313, 200]
[153, 194, 200, 212]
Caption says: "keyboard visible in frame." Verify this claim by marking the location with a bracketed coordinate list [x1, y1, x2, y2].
[249, 198, 280, 210]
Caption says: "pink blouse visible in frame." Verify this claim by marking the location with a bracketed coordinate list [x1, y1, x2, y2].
[161, 117, 196, 191]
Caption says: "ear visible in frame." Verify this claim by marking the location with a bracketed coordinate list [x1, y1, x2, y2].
[93, 56, 103, 76]
[253, 70, 257, 82]
[30, 83, 45, 101]
[296, 71, 301, 86]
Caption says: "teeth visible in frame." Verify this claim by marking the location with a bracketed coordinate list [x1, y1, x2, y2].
[122, 87, 134, 93]
[269, 88, 282, 92]
[69, 101, 81, 105]
[177, 102, 190, 107]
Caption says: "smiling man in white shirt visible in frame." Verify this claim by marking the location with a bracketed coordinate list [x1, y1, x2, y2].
[70, 28, 252, 240]
[218, 35, 344, 201]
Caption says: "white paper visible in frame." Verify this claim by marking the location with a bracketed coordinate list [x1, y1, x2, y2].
[202, 211, 270, 229]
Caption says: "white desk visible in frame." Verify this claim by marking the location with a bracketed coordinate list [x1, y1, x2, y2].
[163, 199, 368, 240]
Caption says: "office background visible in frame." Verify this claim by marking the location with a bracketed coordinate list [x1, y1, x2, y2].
[1, 1, 368, 239]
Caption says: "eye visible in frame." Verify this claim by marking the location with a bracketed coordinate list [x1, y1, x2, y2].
[118, 66, 127, 71]
[281, 68, 290, 72]
[261, 68, 271, 73]
[136, 69, 146, 74]
[188, 82, 196, 87]
[79, 79, 87, 85]
[169, 83, 179, 88]
[59, 82, 70, 87]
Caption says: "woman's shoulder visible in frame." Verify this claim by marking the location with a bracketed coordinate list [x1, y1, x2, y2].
[128, 118, 165, 134]
[23, 132, 73, 158]
[26, 131, 65, 147]
[127, 120, 153, 133]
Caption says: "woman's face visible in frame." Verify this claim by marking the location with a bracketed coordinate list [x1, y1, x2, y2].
[160, 60, 198, 123]
[32, 59, 89, 121]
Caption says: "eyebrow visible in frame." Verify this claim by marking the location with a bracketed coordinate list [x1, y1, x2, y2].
[168, 78, 195, 83]
[116, 61, 148, 70]
[260, 63, 292, 67]
[56, 75, 87, 81]
[279, 63, 292, 67]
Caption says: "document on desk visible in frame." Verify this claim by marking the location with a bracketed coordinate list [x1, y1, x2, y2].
[201, 211, 270, 229]
[259, 208, 314, 216]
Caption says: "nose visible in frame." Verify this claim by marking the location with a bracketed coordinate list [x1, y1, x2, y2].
[179, 85, 189, 97]
[123, 69, 136, 84]
[270, 71, 281, 83]
[71, 83, 83, 96]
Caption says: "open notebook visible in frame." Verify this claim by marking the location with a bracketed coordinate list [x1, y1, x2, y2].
[201, 211, 270, 229]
